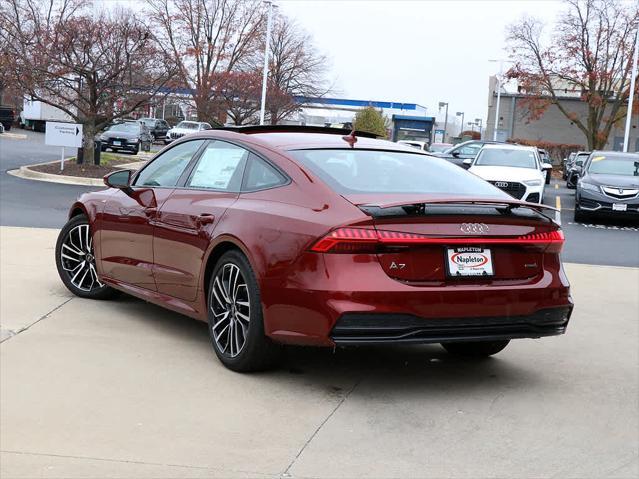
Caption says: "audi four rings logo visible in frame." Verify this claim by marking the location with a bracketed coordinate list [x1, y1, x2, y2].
[460, 223, 490, 234]
[495, 181, 509, 188]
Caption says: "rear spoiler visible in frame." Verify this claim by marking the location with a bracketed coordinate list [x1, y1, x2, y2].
[356, 198, 561, 225]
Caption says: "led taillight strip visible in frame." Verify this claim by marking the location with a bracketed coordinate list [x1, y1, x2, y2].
[310, 227, 564, 253]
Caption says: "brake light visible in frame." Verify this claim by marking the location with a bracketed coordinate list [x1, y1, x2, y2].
[310, 227, 564, 253]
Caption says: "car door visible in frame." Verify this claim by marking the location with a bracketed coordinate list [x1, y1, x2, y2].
[99, 139, 206, 290]
[152, 140, 249, 301]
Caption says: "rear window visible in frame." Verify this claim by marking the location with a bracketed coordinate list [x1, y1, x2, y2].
[290, 149, 508, 197]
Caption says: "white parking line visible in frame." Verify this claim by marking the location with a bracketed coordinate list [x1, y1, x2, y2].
[568, 222, 639, 232]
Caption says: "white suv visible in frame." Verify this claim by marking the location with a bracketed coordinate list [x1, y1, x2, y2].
[465, 144, 551, 203]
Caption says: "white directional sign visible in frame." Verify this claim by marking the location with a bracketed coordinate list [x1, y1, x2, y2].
[45, 121, 83, 148]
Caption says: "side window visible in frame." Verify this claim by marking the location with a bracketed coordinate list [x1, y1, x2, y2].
[459, 145, 480, 156]
[187, 141, 248, 191]
[243, 155, 287, 191]
[134, 140, 205, 187]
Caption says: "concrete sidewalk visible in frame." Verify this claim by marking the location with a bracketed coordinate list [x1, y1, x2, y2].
[1, 226, 638, 478]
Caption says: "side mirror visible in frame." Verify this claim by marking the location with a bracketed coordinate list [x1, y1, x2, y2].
[542, 163, 553, 171]
[104, 169, 132, 190]
[452, 150, 461, 158]
[462, 158, 473, 169]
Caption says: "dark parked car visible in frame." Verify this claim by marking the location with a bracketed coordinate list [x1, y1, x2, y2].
[563, 152, 576, 180]
[431, 140, 499, 167]
[0, 105, 15, 131]
[566, 151, 591, 188]
[99, 121, 153, 154]
[139, 118, 170, 140]
[574, 151, 639, 222]
[55, 126, 572, 372]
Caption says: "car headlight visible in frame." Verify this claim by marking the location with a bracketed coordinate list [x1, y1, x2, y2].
[130, 138, 139, 143]
[523, 179, 542, 186]
[579, 181, 599, 192]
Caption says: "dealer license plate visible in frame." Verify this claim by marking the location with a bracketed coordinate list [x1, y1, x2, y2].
[447, 247, 494, 277]
[612, 203, 627, 212]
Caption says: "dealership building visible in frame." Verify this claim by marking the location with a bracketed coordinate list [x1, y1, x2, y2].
[484, 76, 639, 151]
[290, 96, 436, 144]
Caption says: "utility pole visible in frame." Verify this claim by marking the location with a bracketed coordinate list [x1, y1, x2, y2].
[489, 59, 511, 141]
[438, 101, 449, 142]
[259, 0, 276, 125]
[623, 21, 639, 152]
[475, 118, 483, 139]
[456, 111, 464, 137]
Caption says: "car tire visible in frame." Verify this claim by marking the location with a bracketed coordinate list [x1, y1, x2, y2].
[441, 340, 510, 357]
[207, 250, 281, 372]
[4, 123, 11, 131]
[55, 215, 117, 300]
[545, 172, 551, 185]
[131, 144, 140, 155]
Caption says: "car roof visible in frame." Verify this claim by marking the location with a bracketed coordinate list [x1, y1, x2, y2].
[481, 143, 536, 151]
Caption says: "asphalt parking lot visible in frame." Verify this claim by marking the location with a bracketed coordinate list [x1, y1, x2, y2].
[1, 132, 638, 478]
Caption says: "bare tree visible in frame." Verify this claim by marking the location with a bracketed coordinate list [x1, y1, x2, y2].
[263, 14, 330, 124]
[506, 0, 639, 150]
[146, 0, 265, 125]
[0, 0, 176, 164]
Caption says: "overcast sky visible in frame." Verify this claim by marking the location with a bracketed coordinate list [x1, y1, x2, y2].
[276, 0, 569, 128]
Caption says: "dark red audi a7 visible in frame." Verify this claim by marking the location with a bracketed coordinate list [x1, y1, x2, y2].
[56, 126, 573, 371]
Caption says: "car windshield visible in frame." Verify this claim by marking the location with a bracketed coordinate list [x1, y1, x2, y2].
[176, 121, 199, 130]
[291, 149, 509, 197]
[587, 154, 639, 176]
[475, 148, 537, 169]
[139, 119, 155, 126]
[108, 123, 139, 133]
[429, 144, 450, 153]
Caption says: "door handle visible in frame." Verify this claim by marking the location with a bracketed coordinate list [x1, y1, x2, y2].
[196, 213, 215, 226]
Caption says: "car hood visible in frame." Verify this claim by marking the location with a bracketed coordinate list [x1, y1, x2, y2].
[583, 173, 639, 188]
[169, 128, 199, 135]
[469, 165, 543, 182]
[102, 130, 138, 140]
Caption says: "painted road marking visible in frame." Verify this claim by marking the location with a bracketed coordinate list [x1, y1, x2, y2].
[556, 196, 561, 210]
[568, 222, 639, 232]
[555, 184, 559, 189]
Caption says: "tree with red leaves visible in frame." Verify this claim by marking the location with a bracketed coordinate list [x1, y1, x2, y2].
[146, 0, 265, 126]
[213, 70, 262, 125]
[0, 0, 176, 164]
[506, 0, 638, 150]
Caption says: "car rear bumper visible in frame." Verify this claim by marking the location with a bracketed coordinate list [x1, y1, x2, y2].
[262, 253, 573, 347]
[330, 306, 572, 345]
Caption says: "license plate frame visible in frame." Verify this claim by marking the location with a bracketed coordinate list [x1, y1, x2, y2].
[612, 203, 627, 212]
[446, 247, 494, 277]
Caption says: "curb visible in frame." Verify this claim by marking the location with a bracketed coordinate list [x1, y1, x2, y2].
[0, 132, 28, 140]
[7, 164, 104, 186]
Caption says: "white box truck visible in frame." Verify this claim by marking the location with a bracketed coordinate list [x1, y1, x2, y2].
[21, 98, 72, 132]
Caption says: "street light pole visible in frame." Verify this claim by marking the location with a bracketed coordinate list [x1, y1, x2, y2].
[438, 101, 449, 142]
[475, 118, 483, 139]
[489, 59, 508, 142]
[259, 0, 275, 125]
[623, 22, 639, 152]
[456, 111, 464, 137]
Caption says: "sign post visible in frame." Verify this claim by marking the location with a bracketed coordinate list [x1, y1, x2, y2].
[45, 121, 83, 172]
